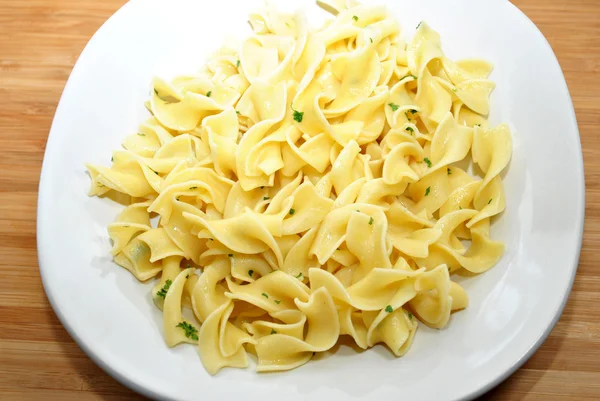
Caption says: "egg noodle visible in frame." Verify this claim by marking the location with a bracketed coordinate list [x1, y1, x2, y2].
[86, 0, 512, 374]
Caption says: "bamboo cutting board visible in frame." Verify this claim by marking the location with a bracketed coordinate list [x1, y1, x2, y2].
[0, 0, 598, 400]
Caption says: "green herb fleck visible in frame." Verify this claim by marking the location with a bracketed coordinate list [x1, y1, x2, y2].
[206, 91, 212, 98]
[274, 299, 281, 304]
[406, 126, 414, 134]
[475, 124, 481, 127]
[153, 88, 180, 104]
[352, 15, 359, 21]
[385, 305, 393, 313]
[369, 38, 373, 43]
[291, 105, 304, 123]
[235, 110, 241, 115]
[369, 216, 374, 225]
[289, 208, 296, 215]
[425, 186, 431, 196]
[408, 312, 413, 319]
[186, 274, 190, 278]
[176, 321, 199, 341]
[189, 186, 197, 190]
[447, 167, 452, 175]
[236, 60, 241, 68]
[111, 156, 114, 162]
[137, 132, 145, 136]
[424, 157, 432, 168]
[404, 109, 417, 120]
[262, 292, 269, 299]
[248, 269, 254, 277]
[416, 21, 422, 30]
[263, 196, 270, 201]
[296, 272, 303, 279]
[488, 198, 493, 204]
[401, 74, 418, 80]
[270, 329, 277, 335]
[388, 103, 400, 111]
[156, 279, 173, 299]
[459, 206, 463, 210]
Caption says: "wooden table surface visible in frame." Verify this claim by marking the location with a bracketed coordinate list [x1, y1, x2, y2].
[1, 0, 599, 400]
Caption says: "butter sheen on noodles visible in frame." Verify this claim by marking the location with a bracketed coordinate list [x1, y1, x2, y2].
[86, 0, 512, 375]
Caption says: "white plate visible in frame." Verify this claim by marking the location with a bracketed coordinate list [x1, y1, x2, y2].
[37, 0, 585, 400]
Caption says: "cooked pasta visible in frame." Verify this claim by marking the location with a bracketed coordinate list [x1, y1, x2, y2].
[86, 0, 512, 374]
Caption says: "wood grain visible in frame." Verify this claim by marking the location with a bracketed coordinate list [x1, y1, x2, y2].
[0, 0, 598, 399]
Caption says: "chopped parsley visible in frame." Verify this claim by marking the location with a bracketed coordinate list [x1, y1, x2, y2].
[475, 124, 481, 127]
[176, 322, 199, 341]
[236, 59, 241, 68]
[408, 312, 413, 319]
[153, 88, 180, 104]
[406, 126, 414, 134]
[401, 74, 418, 80]
[416, 21, 422, 30]
[189, 186, 197, 190]
[262, 292, 269, 299]
[248, 269, 254, 277]
[352, 15, 359, 21]
[385, 305, 393, 313]
[289, 208, 296, 215]
[270, 329, 277, 335]
[488, 198, 493, 204]
[296, 272, 303, 279]
[156, 279, 172, 299]
[291, 105, 304, 123]
[405, 109, 418, 120]
[459, 206, 463, 210]
[263, 196, 270, 201]
[368, 216, 374, 225]
[137, 132, 145, 136]
[111, 156, 114, 162]
[235, 110, 241, 115]
[274, 300, 281, 304]
[369, 38, 373, 43]
[388, 103, 400, 111]
[424, 157, 432, 168]
[425, 186, 431, 196]
[206, 91, 212, 98]
[447, 167, 452, 175]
